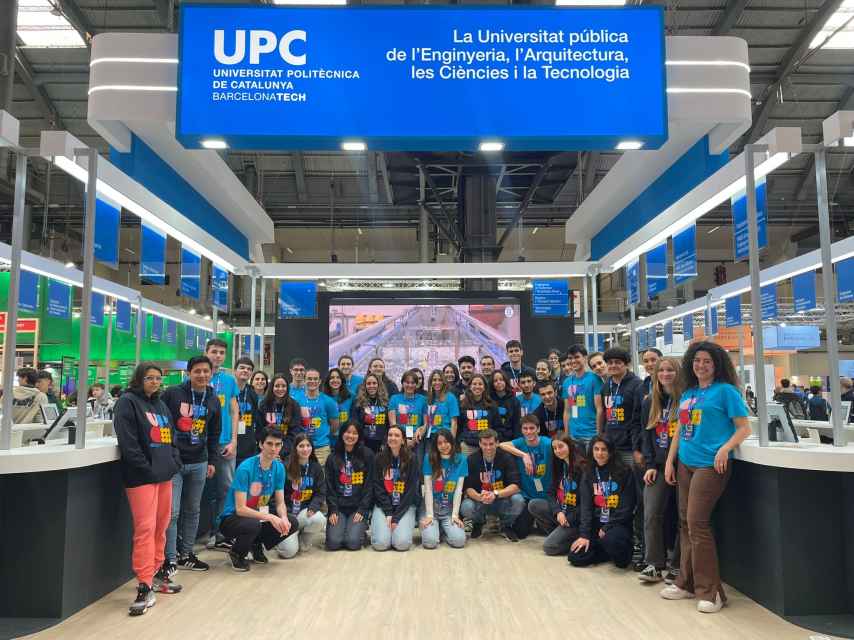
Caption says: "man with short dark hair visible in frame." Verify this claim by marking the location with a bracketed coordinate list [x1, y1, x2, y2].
[300, 368, 339, 465]
[588, 352, 607, 382]
[233, 357, 259, 468]
[35, 370, 62, 408]
[517, 372, 542, 417]
[337, 355, 363, 395]
[289, 358, 308, 401]
[533, 381, 564, 438]
[500, 340, 536, 394]
[12, 367, 48, 424]
[480, 355, 496, 379]
[457, 356, 476, 397]
[562, 344, 603, 448]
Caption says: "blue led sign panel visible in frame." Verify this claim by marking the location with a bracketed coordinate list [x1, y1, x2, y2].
[532, 280, 569, 317]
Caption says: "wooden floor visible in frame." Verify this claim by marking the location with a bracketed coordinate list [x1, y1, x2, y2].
[26, 534, 825, 640]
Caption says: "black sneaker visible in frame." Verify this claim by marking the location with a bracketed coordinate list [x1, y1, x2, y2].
[229, 551, 250, 572]
[470, 522, 483, 539]
[129, 583, 155, 616]
[251, 544, 268, 564]
[501, 526, 520, 542]
[213, 537, 233, 552]
[639, 565, 664, 583]
[163, 561, 178, 579]
[633, 560, 646, 572]
[664, 568, 679, 585]
[177, 553, 210, 572]
[152, 567, 182, 594]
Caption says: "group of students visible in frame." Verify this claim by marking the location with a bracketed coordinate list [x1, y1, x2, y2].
[113, 337, 750, 619]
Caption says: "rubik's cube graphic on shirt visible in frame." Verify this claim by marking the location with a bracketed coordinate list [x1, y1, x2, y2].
[466, 409, 489, 431]
[146, 412, 172, 444]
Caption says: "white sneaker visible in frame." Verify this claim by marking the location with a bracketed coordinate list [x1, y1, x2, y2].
[660, 584, 695, 600]
[206, 535, 216, 550]
[697, 593, 724, 613]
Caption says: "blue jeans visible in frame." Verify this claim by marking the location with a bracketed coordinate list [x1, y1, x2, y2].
[460, 494, 525, 527]
[208, 454, 235, 537]
[166, 462, 208, 562]
[371, 506, 416, 551]
[421, 513, 466, 549]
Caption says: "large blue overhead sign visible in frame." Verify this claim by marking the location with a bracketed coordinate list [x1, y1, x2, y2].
[177, 5, 667, 151]
[532, 280, 569, 317]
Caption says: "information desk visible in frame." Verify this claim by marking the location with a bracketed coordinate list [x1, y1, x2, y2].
[0, 436, 133, 639]
[719, 439, 854, 638]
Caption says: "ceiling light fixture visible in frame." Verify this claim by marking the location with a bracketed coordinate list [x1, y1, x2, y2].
[479, 141, 505, 152]
[341, 141, 367, 152]
[201, 139, 228, 150]
[616, 141, 644, 151]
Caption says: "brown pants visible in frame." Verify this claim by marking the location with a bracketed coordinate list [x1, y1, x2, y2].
[675, 462, 731, 603]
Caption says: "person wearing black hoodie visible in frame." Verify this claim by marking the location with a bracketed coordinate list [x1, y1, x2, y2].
[458, 374, 502, 455]
[255, 373, 302, 459]
[325, 423, 375, 551]
[277, 433, 326, 558]
[233, 357, 260, 468]
[568, 435, 636, 568]
[160, 356, 222, 575]
[500, 339, 537, 394]
[114, 363, 183, 616]
[491, 370, 521, 442]
[367, 357, 399, 399]
[371, 425, 420, 551]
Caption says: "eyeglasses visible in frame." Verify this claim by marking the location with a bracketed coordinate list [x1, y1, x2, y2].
[144, 376, 163, 383]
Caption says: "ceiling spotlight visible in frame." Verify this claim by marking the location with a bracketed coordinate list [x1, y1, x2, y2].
[479, 141, 505, 152]
[201, 139, 228, 150]
[341, 141, 367, 152]
[616, 140, 644, 151]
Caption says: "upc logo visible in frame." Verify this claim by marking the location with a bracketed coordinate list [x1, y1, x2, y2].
[214, 29, 307, 66]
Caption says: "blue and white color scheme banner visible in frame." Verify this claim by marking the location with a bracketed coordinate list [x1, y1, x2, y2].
[626, 259, 639, 306]
[645, 242, 667, 300]
[94, 198, 120, 270]
[638, 326, 647, 350]
[704, 307, 718, 336]
[838, 257, 854, 304]
[116, 299, 132, 332]
[91, 292, 104, 327]
[663, 320, 673, 345]
[792, 271, 817, 313]
[673, 225, 697, 284]
[166, 320, 177, 345]
[683, 314, 693, 341]
[18, 271, 39, 313]
[47, 280, 70, 319]
[181, 248, 201, 300]
[140, 223, 166, 285]
[763, 325, 820, 350]
[761, 283, 777, 320]
[185, 326, 196, 349]
[243, 335, 262, 355]
[532, 279, 569, 317]
[731, 180, 768, 262]
[212, 265, 229, 312]
[724, 296, 742, 328]
[177, 5, 667, 151]
[279, 281, 318, 319]
[151, 315, 162, 343]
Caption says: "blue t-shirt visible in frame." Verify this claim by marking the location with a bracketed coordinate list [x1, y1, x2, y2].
[517, 392, 542, 417]
[427, 393, 460, 437]
[346, 374, 364, 396]
[562, 371, 603, 440]
[335, 395, 353, 426]
[212, 370, 239, 445]
[422, 453, 468, 511]
[289, 386, 307, 406]
[298, 392, 339, 449]
[511, 436, 553, 500]
[219, 455, 285, 521]
[389, 393, 428, 437]
[677, 382, 748, 469]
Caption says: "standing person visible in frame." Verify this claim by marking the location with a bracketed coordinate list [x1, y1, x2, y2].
[562, 344, 604, 452]
[456, 356, 476, 397]
[325, 423, 374, 551]
[442, 363, 461, 393]
[352, 373, 390, 453]
[324, 367, 354, 445]
[641, 349, 663, 395]
[535, 359, 553, 392]
[256, 374, 302, 459]
[161, 356, 222, 575]
[204, 339, 240, 551]
[661, 342, 751, 613]
[528, 435, 587, 556]
[233, 358, 260, 469]
[277, 434, 327, 558]
[389, 369, 428, 445]
[421, 370, 460, 445]
[460, 429, 524, 540]
[639, 357, 682, 584]
[412, 368, 427, 396]
[12, 367, 48, 424]
[114, 363, 183, 615]
[547, 349, 563, 386]
[558, 352, 574, 393]
[338, 354, 364, 395]
[420, 429, 468, 549]
[499, 415, 553, 540]
[533, 381, 565, 438]
[371, 425, 420, 551]
[480, 355, 496, 380]
[368, 357, 399, 398]
[501, 339, 536, 394]
[568, 436, 636, 569]
[299, 369, 339, 465]
[491, 370, 521, 442]
[517, 372, 542, 417]
[288, 358, 308, 401]
[588, 352, 608, 383]
[251, 371, 269, 399]
[458, 374, 501, 456]
[218, 429, 298, 572]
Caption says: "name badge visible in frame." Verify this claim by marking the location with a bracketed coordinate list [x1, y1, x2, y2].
[533, 478, 544, 493]
[571, 405, 579, 419]
[599, 507, 610, 524]
[406, 425, 414, 439]
[259, 505, 270, 515]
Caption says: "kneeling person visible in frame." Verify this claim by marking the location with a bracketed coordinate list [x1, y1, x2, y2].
[325, 423, 374, 551]
[420, 428, 467, 549]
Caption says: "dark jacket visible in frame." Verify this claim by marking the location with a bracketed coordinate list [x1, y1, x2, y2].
[382, 377, 399, 399]
[600, 371, 645, 452]
[491, 391, 521, 441]
[325, 446, 375, 517]
[283, 459, 326, 515]
[578, 463, 636, 538]
[500, 362, 537, 392]
[639, 394, 676, 471]
[373, 452, 420, 523]
[463, 448, 521, 495]
[255, 397, 303, 459]
[458, 399, 502, 447]
[352, 400, 389, 445]
[113, 388, 182, 488]
[235, 385, 260, 461]
[160, 381, 222, 465]
[534, 398, 565, 437]
[548, 459, 585, 528]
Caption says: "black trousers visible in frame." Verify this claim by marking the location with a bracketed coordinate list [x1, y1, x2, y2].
[220, 513, 299, 557]
[567, 523, 633, 568]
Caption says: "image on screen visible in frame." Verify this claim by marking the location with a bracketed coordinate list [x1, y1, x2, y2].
[329, 304, 521, 386]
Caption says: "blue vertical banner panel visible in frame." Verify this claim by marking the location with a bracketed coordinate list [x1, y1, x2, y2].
[212, 265, 229, 312]
[243, 335, 262, 355]
[645, 242, 668, 300]
[837, 258, 854, 303]
[47, 280, 70, 319]
[18, 271, 39, 312]
[725, 296, 742, 328]
[151, 315, 162, 343]
[673, 225, 698, 284]
[683, 314, 694, 340]
[279, 281, 318, 318]
[704, 308, 712, 336]
[627, 259, 640, 306]
[186, 326, 196, 349]
[664, 321, 673, 345]
[792, 271, 817, 313]
[140, 223, 166, 285]
[731, 180, 768, 262]
[166, 320, 177, 344]
[597, 334, 606, 352]
[532, 280, 569, 316]
[180, 248, 201, 299]
[710, 307, 719, 336]
[90, 292, 104, 327]
[115, 299, 131, 332]
[94, 198, 120, 269]
[638, 327, 647, 350]
[761, 283, 777, 320]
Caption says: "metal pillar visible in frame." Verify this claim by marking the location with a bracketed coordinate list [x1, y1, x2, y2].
[75, 149, 98, 449]
[135, 295, 143, 366]
[259, 278, 266, 369]
[419, 206, 429, 263]
[0, 0, 16, 111]
[0, 152, 28, 450]
[745, 145, 769, 446]
[815, 148, 846, 446]
[582, 276, 590, 351]
[629, 304, 638, 374]
[590, 269, 599, 352]
[104, 298, 114, 386]
[249, 273, 257, 366]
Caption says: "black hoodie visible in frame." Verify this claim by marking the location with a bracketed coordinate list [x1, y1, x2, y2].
[255, 397, 303, 459]
[639, 394, 677, 471]
[352, 399, 389, 449]
[373, 451, 420, 523]
[548, 459, 585, 528]
[578, 463, 636, 538]
[599, 371, 645, 452]
[500, 362, 537, 394]
[325, 446, 375, 517]
[235, 384, 260, 461]
[458, 398, 502, 448]
[283, 459, 326, 515]
[113, 388, 182, 488]
[160, 381, 222, 465]
[490, 391, 521, 441]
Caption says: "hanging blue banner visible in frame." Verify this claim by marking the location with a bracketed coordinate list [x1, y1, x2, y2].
[646, 242, 667, 300]
[94, 198, 120, 270]
[627, 259, 640, 306]
[212, 265, 229, 312]
[151, 315, 162, 343]
[724, 296, 742, 328]
[181, 248, 201, 299]
[596, 334, 606, 352]
[673, 225, 697, 284]
[761, 283, 777, 320]
[663, 321, 673, 345]
[243, 335, 262, 355]
[279, 281, 318, 318]
[166, 320, 177, 344]
[47, 280, 70, 319]
[732, 180, 768, 262]
[185, 325, 196, 349]
[90, 292, 104, 327]
[837, 258, 854, 303]
[792, 271, 817, 313]
[140, 223, 166, 285]
[638, 327, 647, 350]
[532, 279, 569, 317]
[705, 307, 717, 336]
[683, 314, 694, 340]
[18, 271, 39, 313]
[645, 327, 655, 348]
[764, 325, 820, 350]
[115, 299, 132, 332]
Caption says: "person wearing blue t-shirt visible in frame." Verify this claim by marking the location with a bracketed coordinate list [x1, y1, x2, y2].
[421, 370, 460, 439]
[419, 428, 468, 549]
[337, 355, 364, 396]
[500, 414, 553, 539]
[661, 342, 750, 615]
[389, 370, 429, 444]
[218, 429, 299, 572]
[516, 372, 542, 417]
[561, 344, 604, 449]
[297, 369, 339, 466]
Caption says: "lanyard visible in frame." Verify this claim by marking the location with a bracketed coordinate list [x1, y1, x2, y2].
[544, 403, 558, 423]
[608, 377, 623, 401]
[594, 466, 610, 499]
[482, 456, 494, 479]
[190, 387, 207, 415]
[661, 397, 673, 422]
[301, 463, 310, 489]
[257, 457, 273, 496]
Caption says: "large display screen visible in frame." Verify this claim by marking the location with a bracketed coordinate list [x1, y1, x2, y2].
[329, 303, 520, 385]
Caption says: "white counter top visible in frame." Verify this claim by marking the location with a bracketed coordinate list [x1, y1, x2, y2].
[0, 437, 120, 474]
[735, 438, 854, 472]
